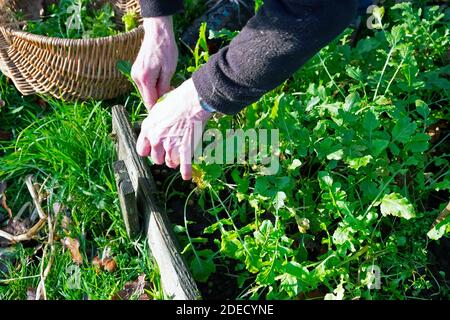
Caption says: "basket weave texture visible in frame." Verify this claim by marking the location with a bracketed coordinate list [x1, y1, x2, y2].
[0, 0, 144, 100]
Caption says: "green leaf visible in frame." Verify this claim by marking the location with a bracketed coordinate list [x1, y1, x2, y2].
[406, 133, 430, 153]
[122, 11, 139, 32]
[274, 191, 287, 210]
[255, 176, 291, 198]
[427, 224, 448, 240]
[190, 249, 216, 283]
[415, 100, 430, 119]
[333, 227, 351, 245]
[278, 273, 300, 296]
[10, 106, 24, 114]
[427, 214, 450, 240]
[116, 60, 132, 76]
[256, 262, 277, 285]
[346, 66, 363, 82]
[315, 137, 344, 160]
[324, 282, 345, 300]
[363, 111, 379, 132]
[346, 155, 373, 170]
[285, 261, 309, 278]
[327, 149, 344, 160]
[288, 159, 302, 171]
[318, 171, 333, 189]
[208, 28, 239, 41]
[389, 142, 400, 156]
[371, 139, 390, 156]
[380, 193, 416, 220]
[392, 117, 417, 142]
[220, 231, 243, 258]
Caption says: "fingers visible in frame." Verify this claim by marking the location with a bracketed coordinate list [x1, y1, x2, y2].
[136, 133, 151, 157]
[137, 132, 193, 181]
[163, 138, 180, 169]
[140, 75, 159, 110]
[179, 145, 193, 181]
[151, 141, 165, 165]
[179, 127, 194, 181]
[131, 66, 160, 110]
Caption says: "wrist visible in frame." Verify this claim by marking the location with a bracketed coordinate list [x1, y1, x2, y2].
[184, 79, 213, 120]
[143, 16, 174, 33]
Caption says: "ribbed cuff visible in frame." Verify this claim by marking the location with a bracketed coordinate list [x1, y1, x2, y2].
[139, 0, 184, 17]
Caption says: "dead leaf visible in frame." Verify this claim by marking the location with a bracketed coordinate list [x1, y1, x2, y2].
[91, 255, 117, 273]
[1, 195, 12, 219]
[92, 256, 103, 272]
[63, 237, 83, 265]
[112, 273, 151, 300]
[3, 218, 32, 236]
[55, 203, 73, 232]
[103, 257, 117, 273]
[0, 182, 12, 218]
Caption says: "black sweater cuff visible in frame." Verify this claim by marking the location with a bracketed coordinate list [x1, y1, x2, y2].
[139, 0, 183, 17]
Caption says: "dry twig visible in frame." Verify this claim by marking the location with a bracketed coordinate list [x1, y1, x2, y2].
[0, 176, 48, 243]
[1, 192, 13, 218]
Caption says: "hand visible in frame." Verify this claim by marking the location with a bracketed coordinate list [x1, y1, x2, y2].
[136, 79, 213, 180]
[131, 16, 178, 110]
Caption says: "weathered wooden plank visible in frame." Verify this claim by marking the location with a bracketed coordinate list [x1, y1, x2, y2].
[112, 105, 200, 300]
[113, 160, 140, 238]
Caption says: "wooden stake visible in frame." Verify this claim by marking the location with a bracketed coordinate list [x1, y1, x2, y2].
[112, 105, 200, 300]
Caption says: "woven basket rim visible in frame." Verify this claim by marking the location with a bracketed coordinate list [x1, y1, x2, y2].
[0, 24, 144, 45]
[0, 0, 143, 100]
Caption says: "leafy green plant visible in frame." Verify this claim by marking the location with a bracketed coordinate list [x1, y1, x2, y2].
[1, 0, 449, 301]
[0, 91, 161, 299]
[22, 0, 137, 39]
[176, 1, 450, 299]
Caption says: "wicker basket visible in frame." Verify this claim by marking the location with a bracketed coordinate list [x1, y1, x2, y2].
[0, 0, 144, 100]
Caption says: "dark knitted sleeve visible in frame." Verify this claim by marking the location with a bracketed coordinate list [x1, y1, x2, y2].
[192, 0, 358, 115]
[139, 0, 183, 17]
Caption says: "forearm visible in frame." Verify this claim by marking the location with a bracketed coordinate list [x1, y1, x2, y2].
[139, 0, 183, 17]
[192, 0, 358, 115]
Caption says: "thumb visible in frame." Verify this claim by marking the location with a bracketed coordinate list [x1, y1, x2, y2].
[141, 72, 160, 110]
[136, 132, 151, 157]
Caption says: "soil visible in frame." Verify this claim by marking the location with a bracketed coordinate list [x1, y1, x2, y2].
[429, 238, 450, 281]
[150, 164, 241, 300]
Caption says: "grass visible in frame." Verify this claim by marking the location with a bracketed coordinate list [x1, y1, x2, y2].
[0, 0, 206, 300]
[0, 82, 162, 299]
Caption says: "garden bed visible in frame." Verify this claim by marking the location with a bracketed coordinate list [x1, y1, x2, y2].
[1, 0, 449, 300]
